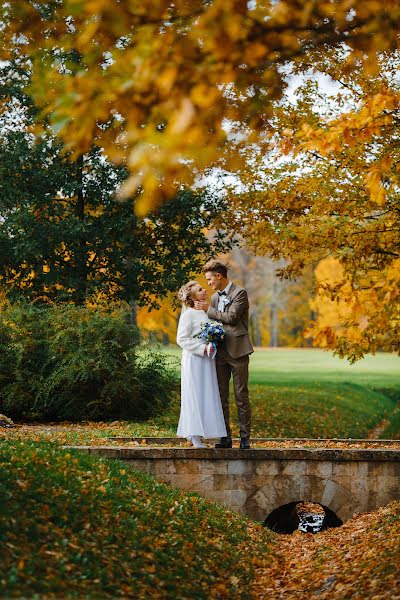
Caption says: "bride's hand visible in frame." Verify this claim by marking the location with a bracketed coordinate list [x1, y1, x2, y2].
[207, 343, 215, 358]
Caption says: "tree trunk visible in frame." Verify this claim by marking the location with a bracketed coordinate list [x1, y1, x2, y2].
[74, 154, 88, 305]
[252, 305, 262, 347]
[306, 308, 317, 347]
[130, 301, 137, 327]
[270, 279, 279, 347]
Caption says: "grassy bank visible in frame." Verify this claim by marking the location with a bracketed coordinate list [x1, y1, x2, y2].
[118, 381, 395, 439]
[1, 442, 397, 600]
[160, 347, 400, 439]
[1, 382, 395, 444]
[0, 440, 272, 599]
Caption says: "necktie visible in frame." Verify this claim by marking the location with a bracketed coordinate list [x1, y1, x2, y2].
[218, 291, 226, 296]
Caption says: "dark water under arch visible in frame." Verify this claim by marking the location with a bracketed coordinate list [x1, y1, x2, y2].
[264, 501, 343, 534]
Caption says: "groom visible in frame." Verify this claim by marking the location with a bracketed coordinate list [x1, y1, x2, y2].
[194, 259, 253, 449]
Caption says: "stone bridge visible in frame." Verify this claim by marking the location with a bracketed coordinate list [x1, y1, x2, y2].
[72, 443, 400, 528]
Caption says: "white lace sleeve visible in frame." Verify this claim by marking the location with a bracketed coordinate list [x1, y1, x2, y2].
[176, 310, 206, 356]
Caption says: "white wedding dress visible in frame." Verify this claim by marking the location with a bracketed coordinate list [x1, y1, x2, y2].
[176, 308, 227, 439]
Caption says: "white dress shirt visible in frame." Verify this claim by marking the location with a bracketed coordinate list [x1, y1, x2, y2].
[217, 281, 233, 312]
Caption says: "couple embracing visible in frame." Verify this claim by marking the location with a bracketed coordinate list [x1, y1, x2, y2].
[176, 259, 253, 449]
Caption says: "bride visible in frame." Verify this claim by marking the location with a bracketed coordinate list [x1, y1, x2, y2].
[176, 281, 227, 448]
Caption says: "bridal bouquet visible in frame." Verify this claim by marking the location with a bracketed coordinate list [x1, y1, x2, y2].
[197, 321, 225, 356]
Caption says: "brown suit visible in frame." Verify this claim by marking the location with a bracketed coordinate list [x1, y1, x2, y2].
[207, 283, 253, 439]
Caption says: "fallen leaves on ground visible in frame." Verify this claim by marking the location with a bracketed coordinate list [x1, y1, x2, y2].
[1, 422, 399, 450]
[253, 501, 400, 599]
[0, 440, 273, 599]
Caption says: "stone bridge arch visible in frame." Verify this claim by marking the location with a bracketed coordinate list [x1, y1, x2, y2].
[242, 459, 354, 522]
[72, 446, 400, 523]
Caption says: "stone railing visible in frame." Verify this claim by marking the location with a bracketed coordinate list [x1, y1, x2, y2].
[67, 443, 400, 523]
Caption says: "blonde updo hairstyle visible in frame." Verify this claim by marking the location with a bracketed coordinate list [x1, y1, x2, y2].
[178, 281, 198, 308]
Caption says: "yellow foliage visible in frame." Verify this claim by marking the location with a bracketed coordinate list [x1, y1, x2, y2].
[217, 44, 400, 358]
[310, 258, 362, 347]
[309, 258, 400, 358]
[2, 1, 400, 211]
[137, 295, 179, 344]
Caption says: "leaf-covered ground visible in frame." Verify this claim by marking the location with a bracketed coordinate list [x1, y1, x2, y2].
[1, 440, 399, 599]
[1, 381, 399, 445]
[0, 348, 398, 598]
[0, 440, 272, 599]
[0, 380, 397, 447]
[1, 422, 400, 450]
[252, 501, 400, 599]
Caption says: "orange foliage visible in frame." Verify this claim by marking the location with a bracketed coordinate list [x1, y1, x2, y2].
[2, 2, 400, 212]
[220, 47, 400, 358]
[137, 295, 179, 344]
[309, 257, 400, 360]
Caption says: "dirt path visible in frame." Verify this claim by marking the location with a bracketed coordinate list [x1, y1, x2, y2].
[367, 405, 400, 439]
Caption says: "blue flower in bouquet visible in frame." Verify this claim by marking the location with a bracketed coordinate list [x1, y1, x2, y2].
[196, 321, 225, 350]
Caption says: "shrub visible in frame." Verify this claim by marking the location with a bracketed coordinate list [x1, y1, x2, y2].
[0, 303, 178, 421]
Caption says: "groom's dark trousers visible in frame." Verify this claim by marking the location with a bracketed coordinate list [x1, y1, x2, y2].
[215, 347, 251, 440]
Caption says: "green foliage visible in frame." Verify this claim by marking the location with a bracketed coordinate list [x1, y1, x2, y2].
[0, 440, 272, 599]
[0, 304, 178, 422]
[0, 61, 232, 308]
[0, 132, 229, 307]
[0, 321, 15, 391]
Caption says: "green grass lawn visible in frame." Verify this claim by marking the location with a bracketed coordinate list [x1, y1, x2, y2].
[157, 347, 400, 439]
[161, 346, 400, 388]
[0, 440, 272, 599]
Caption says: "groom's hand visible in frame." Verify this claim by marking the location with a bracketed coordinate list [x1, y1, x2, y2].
[194, 300, 210, 311]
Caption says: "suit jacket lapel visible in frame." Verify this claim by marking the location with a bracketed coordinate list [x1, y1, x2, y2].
[227, 282, 237, 300]
[211, 284, 236, 312]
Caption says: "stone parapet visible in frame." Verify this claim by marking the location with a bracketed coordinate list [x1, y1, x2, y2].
[107, 436, 399, 446]
[66, 445, 400, 523]
[67, 445, 400, 462]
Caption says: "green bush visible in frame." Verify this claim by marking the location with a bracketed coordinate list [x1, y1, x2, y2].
[0, 303, 178, 421]
[0, 320, 16, 391]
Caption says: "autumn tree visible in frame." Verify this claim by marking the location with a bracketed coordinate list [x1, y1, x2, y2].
[222, 48, 400, 359]
[0, 63, 231, 309]
[1, 1, 399, 213]
[0, 134, 230, 309]
[308, 257, 365, 349]
[225, 246, 315, 347]
[1, 2, 400, 357]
